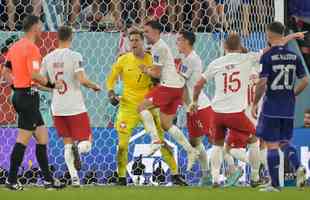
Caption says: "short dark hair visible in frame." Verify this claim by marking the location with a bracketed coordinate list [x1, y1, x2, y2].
[179, 30, 196, 46]
[58, 26, 73, 41]
[23, 15, 40, 32]
[267, 21, 285, 35]
[305, 108, 310, 114]
[144, 20, 162, 33]
[129, 29, 144, 40]
[224, 33, 242, 51]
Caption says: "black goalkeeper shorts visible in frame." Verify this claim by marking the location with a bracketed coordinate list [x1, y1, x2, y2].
[12, 88, 44, 131]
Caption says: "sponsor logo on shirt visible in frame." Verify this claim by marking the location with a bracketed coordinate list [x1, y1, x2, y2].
[120, 121, 127, 129]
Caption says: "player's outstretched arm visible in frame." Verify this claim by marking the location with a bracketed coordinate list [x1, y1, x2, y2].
[283, 31, 308, 44]
[295, 76, 309, 96]
[75, 71, 101, 91]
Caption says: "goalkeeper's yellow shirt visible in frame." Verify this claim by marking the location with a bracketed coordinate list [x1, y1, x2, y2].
[106, 52, 153, 109]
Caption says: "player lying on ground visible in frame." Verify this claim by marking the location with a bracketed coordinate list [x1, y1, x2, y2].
[3, 15, 65, 191]
[41, 26, 101, 187]
[192, 33, 262, 188]
[137, 20, 199, 171]
[106, 29, 187, 186]
[176, 30, 213, 186]
[252, 21, 309, 192]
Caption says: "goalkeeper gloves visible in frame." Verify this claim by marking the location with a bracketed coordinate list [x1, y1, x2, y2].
[108, 90, 119, 106]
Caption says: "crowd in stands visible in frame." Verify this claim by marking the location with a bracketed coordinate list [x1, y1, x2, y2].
[0, 0, 274, 34]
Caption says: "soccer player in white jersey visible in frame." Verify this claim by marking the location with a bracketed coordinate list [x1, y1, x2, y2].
[41, 26, 101, 186]
[191, 33, 261, 187]
[176, 30, 213, 185]
[137, 20, 199, 170]
[222, 47, 271, 186]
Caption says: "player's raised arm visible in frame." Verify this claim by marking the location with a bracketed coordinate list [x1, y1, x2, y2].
[283, 31, 308, 45]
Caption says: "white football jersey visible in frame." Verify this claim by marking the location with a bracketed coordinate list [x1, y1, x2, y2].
[41, 48, 87, 116]
[151, 39, 185, 88]
[179, 50, 211, 111]
[202, 52, 260, 113]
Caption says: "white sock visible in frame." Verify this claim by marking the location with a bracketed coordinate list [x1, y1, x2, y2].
[224, 151, 235, 174]
[64, 144, 78, 179]
[196, 143, 209, 176]
[230, 148, 249, 164]
[140, 110, 160, 141]
[210, 145, 223, 183]
[168, 125, 193, 152]
[259, 147, 267, 168]
[248, 140, 260, 182]
[78, 140, 92, 154]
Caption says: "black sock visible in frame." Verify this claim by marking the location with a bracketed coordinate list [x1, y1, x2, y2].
[36, 144, 53, 182]
[8, 143, 26, 184]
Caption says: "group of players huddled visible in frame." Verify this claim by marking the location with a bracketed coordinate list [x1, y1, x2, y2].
[2, 15, 309, 192]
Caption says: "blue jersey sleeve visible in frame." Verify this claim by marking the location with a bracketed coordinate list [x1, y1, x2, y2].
[259, 54, 270, 78]
[296, 56, 306, 79]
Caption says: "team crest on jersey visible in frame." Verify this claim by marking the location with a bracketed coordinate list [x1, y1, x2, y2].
[120, 122, 127, 129]
[153, 55, 160, 63]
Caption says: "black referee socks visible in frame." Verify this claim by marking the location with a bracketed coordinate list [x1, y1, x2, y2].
[8, 143, 26, 184]
[36, 144, 53, 182]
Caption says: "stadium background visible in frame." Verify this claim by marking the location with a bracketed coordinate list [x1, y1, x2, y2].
[0, 0, 310, 186]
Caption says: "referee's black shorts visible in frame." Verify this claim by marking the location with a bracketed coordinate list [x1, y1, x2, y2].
[12, 88, 45, 131]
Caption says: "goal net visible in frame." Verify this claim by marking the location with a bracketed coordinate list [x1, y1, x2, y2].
[0, 0, 275, 186]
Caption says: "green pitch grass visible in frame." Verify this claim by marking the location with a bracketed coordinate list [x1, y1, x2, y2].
[0, 186, 309, 200]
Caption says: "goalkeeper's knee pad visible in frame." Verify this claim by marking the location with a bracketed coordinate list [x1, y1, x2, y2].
[78, 141, 92, 154]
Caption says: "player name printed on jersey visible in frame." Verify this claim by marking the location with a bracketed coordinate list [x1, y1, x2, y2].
[203, 52, 260, 113]
[151, 39, 185, 88]
[179, 50, 211, 110]
[41, 48, 87, 116]
[260, 46, 306, 118]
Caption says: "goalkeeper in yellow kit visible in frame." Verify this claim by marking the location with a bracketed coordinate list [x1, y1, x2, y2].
[106, 30, 187, 186]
